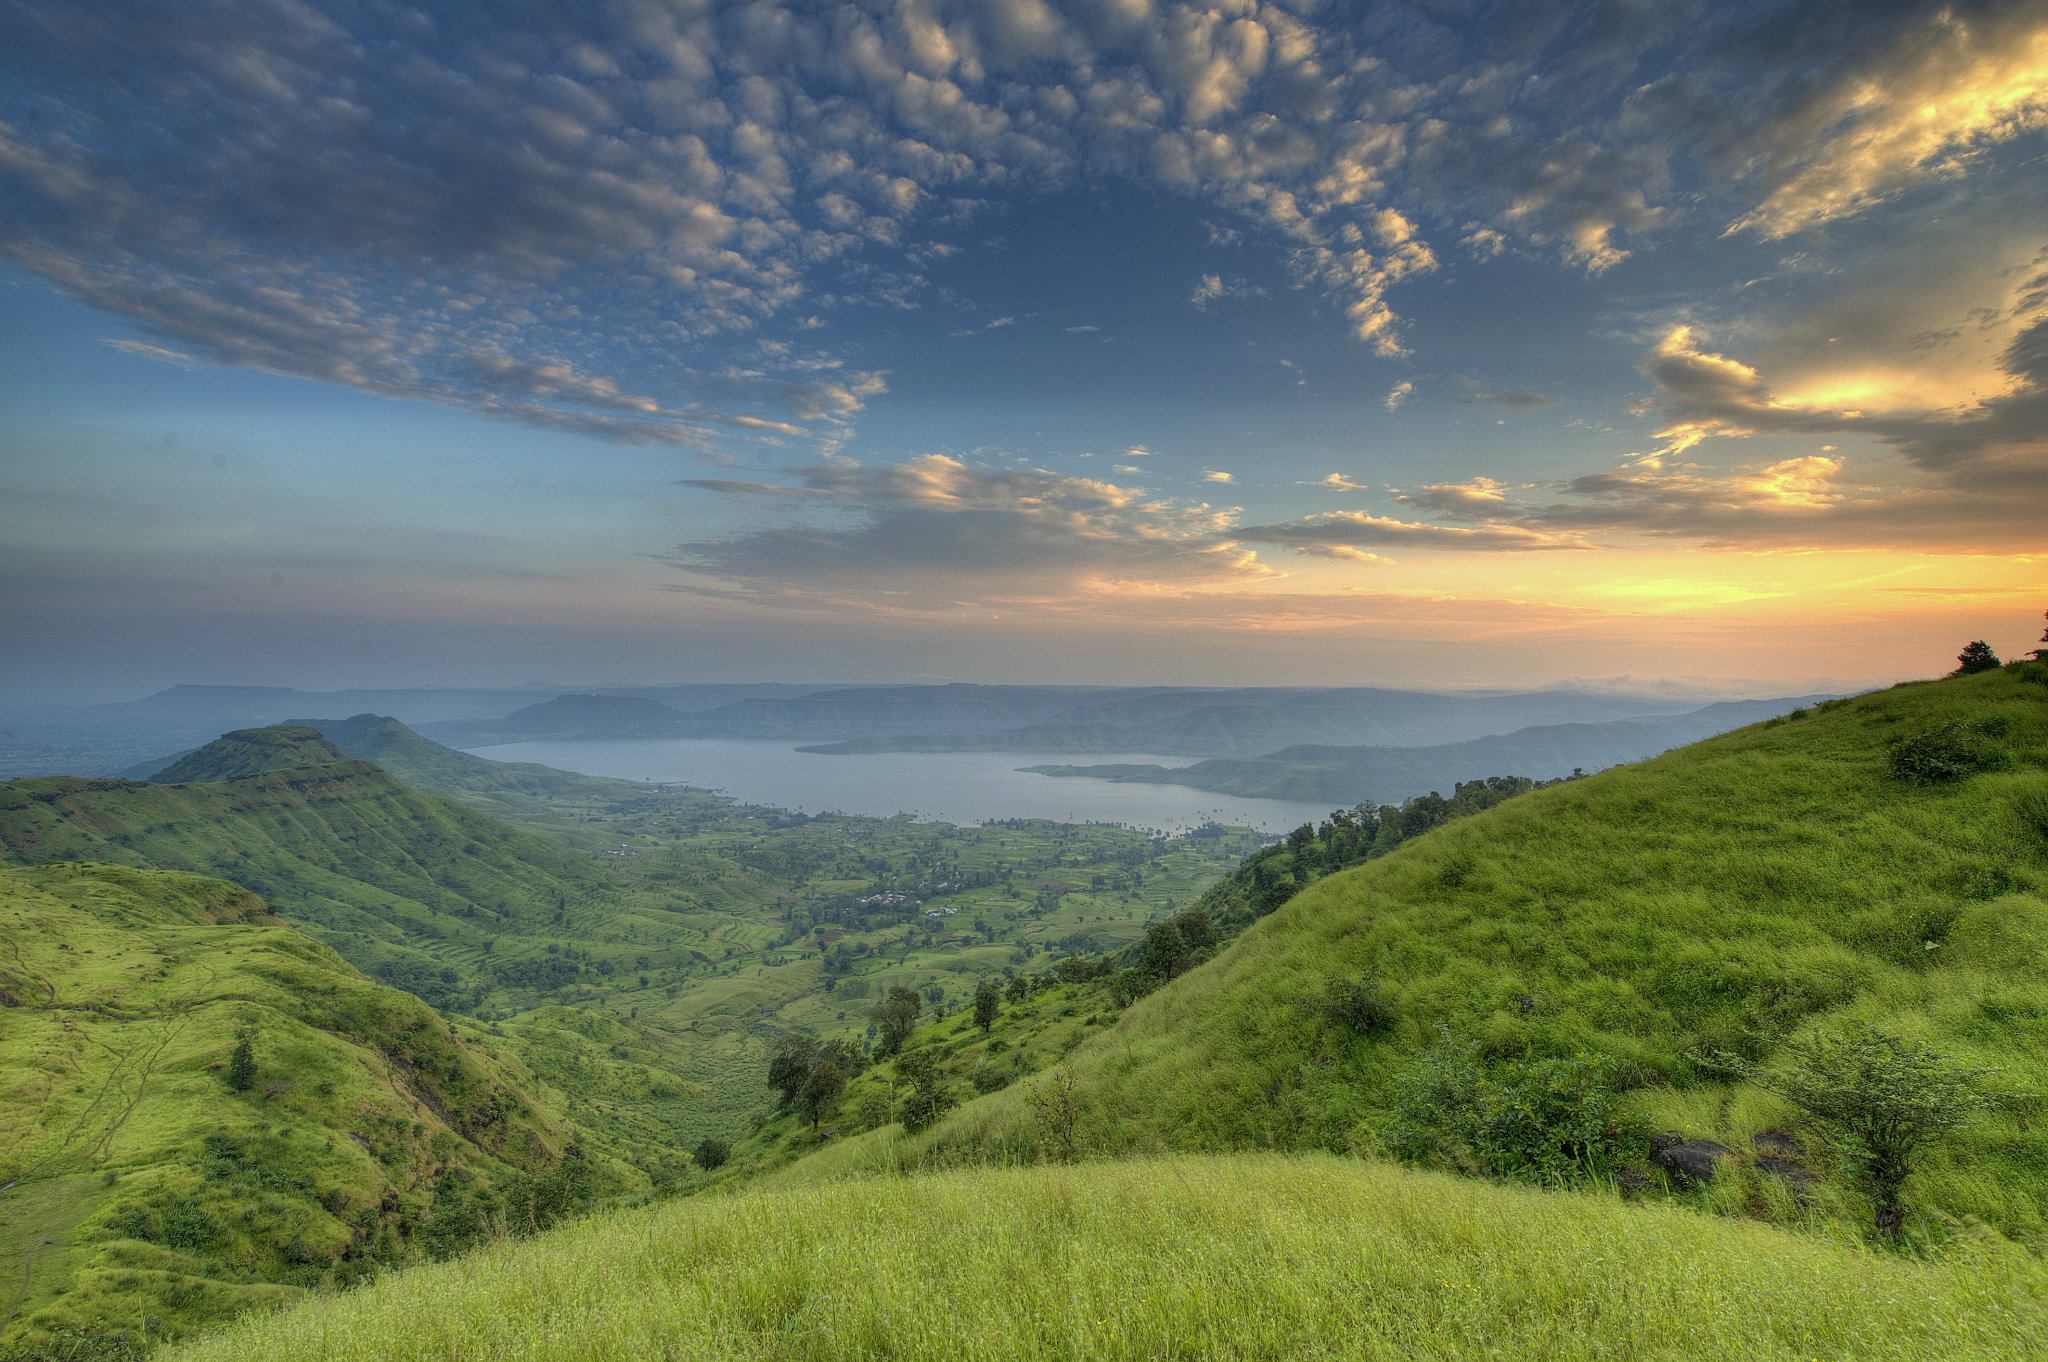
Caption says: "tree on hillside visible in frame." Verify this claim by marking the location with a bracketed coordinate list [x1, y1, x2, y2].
[226, 1028, 258, 1094]
[767, 1033, 817, 1106]
[1953, 640, 2001, 675]
[896, 1049, 954, 1132]
[872, 986, 922, 1056]
[692, 1137, 730, 1171]
[799, 1061, 846, 1131]
[1716, 1026, 1998, 1238]
[1140, 919, 1189, 980]
[2031, 610, 2048, 662]
[972, 977, 1000, 1033]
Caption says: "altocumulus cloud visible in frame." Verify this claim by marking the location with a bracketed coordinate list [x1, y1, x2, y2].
[7, 0, 2041, 463]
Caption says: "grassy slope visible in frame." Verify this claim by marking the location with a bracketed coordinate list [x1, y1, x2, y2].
[781, 670, 2048, 1244]
[0, 864, 590, 1356]
[169, 1155, 2045, 1362]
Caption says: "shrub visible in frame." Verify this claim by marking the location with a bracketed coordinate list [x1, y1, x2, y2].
[1031, 1068, 1081, 1162]
[1323, 978, 1393, 1036]
[1388, 1038, 1645, 1185]
[1885, 721, 2008, 783]
[692, 1138, 729, 1171]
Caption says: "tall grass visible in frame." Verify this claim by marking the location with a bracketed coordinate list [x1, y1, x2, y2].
[168, 1155, 2047, 1362]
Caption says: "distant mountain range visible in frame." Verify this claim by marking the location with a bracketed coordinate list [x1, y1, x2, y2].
[12, 679, 1783, 779]
[1021, 696, 1834, 804]
[415, 683, 1729, 757]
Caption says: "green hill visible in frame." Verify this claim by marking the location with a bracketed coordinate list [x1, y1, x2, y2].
[0, 863, 602, 1357]
[0, 745, 612, 999]
[774, 668, 2048, 1246]
[165, 1154, 2045, 1362]
[144, 727, 348, 785]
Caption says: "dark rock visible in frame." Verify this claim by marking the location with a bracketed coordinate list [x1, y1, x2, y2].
[1756, 1155, 1817, 1188]
[1518, 995, 1537, 1014]
[1650, 1134, 1734, 1185]
[1751, 1131, 1802, 1159]
[1616, 1167, 1651, 1198]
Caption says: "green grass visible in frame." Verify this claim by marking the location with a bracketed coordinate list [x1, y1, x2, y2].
[165, 1154, 2047, 1362]
[791, 670, 2048, 1245]
[0, 863, 595, 1357]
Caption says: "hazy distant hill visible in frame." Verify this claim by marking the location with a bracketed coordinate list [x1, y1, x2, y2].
[497, 693, 687, 735]
[1024, 696, 1832, 802]
[800, 686, 1710, 757]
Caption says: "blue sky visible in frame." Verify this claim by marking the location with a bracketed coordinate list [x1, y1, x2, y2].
[2, 0, 2044, 702]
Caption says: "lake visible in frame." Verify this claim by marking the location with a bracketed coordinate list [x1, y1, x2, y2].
[477, 738, 1337, 834]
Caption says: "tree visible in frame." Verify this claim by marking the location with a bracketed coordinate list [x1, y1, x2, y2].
[896, 1048, 954, 1132]
[1953, 640, 2001, 675]
[767, 1033, 817, 1106]
[692, 1137, 730, 1171]
[2032, 610, 2048, 663]
[1716, 1026, 1998, 1238]
[872, 986, 922, 1056]
[972, 977, 1000, 1034]
[1140, 919, 1189, 980]
[799, 1061, 846, 1131]
[226, 1029, 257, 1094]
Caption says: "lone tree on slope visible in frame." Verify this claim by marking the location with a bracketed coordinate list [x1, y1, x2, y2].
[1953, 640, 2001, 675]
[972, 977, 1000, 1034]
[1717, 1026, 1998, 1239]
[226, 1029, 258, 1094]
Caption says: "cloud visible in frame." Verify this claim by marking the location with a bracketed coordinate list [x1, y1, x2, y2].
[1188, 274, 1265, 309]
[1319, 473, 1368, 492]
[948, 315, 1020, 338]
[1461, 227, 1507, 259]
[1202, 469, 1234, 483]
[1383, 379, 1414, 412]
[666, 453, 1271, 611]
[1471, 314, 2048, 554]
[1725, 5, 2048, 238]
[1455, 379, 1555, 409]
[0, 0, 1498, 447]
[1236, 510, 1589, 556]
[1396, 477, 1511, 518]
[103, 337, 199, 367]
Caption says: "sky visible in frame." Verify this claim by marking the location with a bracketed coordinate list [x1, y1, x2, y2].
[1, 0, 2044, 704]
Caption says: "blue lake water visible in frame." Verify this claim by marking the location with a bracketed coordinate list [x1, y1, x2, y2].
[476, 738, 1336, 834]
